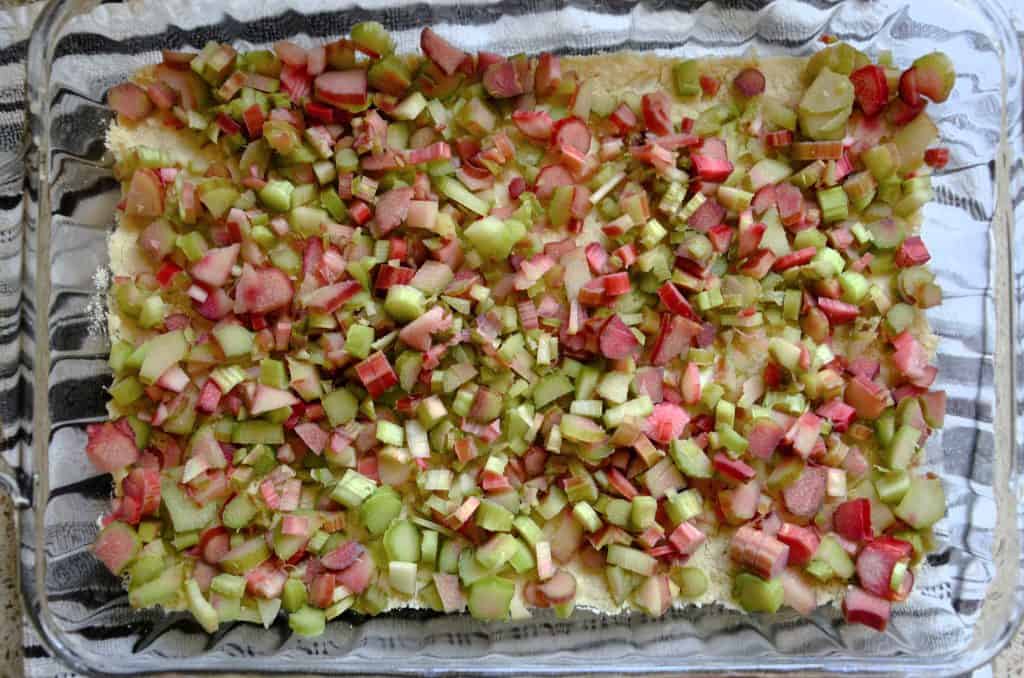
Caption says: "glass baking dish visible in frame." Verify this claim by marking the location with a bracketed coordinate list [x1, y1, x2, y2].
[9, 0, 1023, 674]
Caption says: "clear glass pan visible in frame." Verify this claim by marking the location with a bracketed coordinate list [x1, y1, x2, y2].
[10, 0, 1024, 674]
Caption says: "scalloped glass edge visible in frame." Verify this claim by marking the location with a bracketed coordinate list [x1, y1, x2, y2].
[17, 0, 1024, 675]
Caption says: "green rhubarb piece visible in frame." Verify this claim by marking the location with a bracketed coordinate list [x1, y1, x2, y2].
[161, 477, 219, 532]
[894, 476, 945, 529]
[534, 373, 574, 408]
[394, 92, 428, 121]
[113, 281, 145, 317]
[135, 516, 158, 542]
[767, 456, 805, 491]
[254, 597, 281, 629]
[560, 413, 607, 444]
[839, 271, 869, 305]
[548, 184, 574, 228]
[186, 579, 220, 633]
[457, 98, 497, 136]
[459, 548, 495, 587]
[200, 186, 239, 220]
[376, 420, 404, 447]
[673, 59, 701, 97]
[220, 537, 271, 575]
[809, 534, 854, 580]
[420, 529, 439, 567]
[603, 498, 631, 527]
[536, 485, 569, 522]
[110, 377, 144, 407]
[259, 179, 294, 212]
[282, 578, 308, 612]
[130, 552, 165, 586]
[232, 420, 284, 445]
[243, 444, 277, 476]
[799, 68, 853, 141]
[384, 519, 421, 563]
[817, 186, 848, 223]
[805, 559, 834, 582]
[763, 98, 797, 130]
[384, 285, 426, 323]
[893, 112, 939, 174]
[360, 486, 403, 535]
[130, 562, 185, 609]
[748, 158, 792, 191]
[213, 324, 254, 359]
[876, 410, 897, 447]
[630, 495, 658, 531]
[176, 232, 208, 262]
[259, 358, 288, 389]
[359, 584, 390, 615]
[811, 247, 845, 278]
[607, 545, 657, 576]
[417, 396, 447, 430]
[322, 387, 358, 428]
[137, 295, 166, 329]
[475, 499, 513, 532]
[223, 493, 257, 529]
[886, 303, 916, 334]
[270, 243, 302, 276]
[573, 501, 603, 533]
[211, 365, 246, 394]
[467, 576, 515, 621]
[512, 515, 544, 547]
[886, 424, 920, 470]
[288, 605, 326, 637]
[575, 365, 601, 400]
[138, 330, 188, 384]
[508, 538, 535, 574]
[912, 52, 955, 102]
[670, 439, 712, 479]
[109, 340, 134, 374]
[211, 573, 246, 599]
[389, 561, 418, 596]
[665, 488, 702, 525]
[701, 382, 725, 410]
[289, 205, 328, 237]
[439, 176, 490, 217]
[395, 351, 423, 393]
[603, 396, 653, 429]
[718, 185, 753, 212]
[769, 337, 802, 373]
[351, 21, 394, 57]
[875, 469, 911, 505]
[464, 216, 525, 259]
[605, 565, 640, 605]
[476, 533, 519, 570]
[172, 531, 199, 551]
[125, 417, 149, 454]
[863, 144, 896, 181]
[598, 371, 631, 405]
[672, 566, 709, 598]
[345, 324, 374, 360]
[733, 573, 783, 613]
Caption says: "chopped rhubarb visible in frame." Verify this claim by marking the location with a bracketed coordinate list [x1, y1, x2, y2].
[729, 525, 790, 579]
[849, 64, 889, 117]
[843, 586, 892, 631]
[97, 31, 949, 634]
